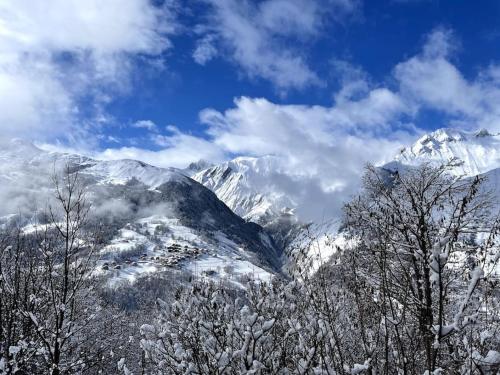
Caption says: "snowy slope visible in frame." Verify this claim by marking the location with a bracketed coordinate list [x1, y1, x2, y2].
[285, 220, 345, 273]
[0, 139, 282, 283]
[0, 139, 182, 190]
[192, 156, 297, 225]
[95, 215, 274, 286]
[387, 127, 500, 205]
[0, 139, 189, 219]
[395, 128, 500, 176]
[83, 159, 185, 188]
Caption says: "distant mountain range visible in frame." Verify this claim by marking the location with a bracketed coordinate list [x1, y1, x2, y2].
[192, 128, 500, 261]
[194, 128, 500, 227]
[1, 127, 499, 281]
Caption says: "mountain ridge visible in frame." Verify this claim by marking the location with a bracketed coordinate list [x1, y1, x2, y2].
[0, 140, 283, 284]
[395, 127, 500, 176]
[3, 126, 500, 279]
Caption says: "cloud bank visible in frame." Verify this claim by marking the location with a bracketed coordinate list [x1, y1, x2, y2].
[0, 0, 177, 141]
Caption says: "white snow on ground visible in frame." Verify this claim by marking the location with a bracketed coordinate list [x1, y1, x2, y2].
[186, 256, 273, 285]
[84, 159, 188, 188]
[185, 231, 273, 284]
[21, 222, 61, 235]
[104, 262, 160, 285]
[95, 215, 273, 286]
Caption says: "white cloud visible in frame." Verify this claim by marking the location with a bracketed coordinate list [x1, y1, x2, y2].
[132, 120, 158, 132]
[0, 0, 177, 140]
[196, 95, 415, 220]
[193, 34, 218, 65]
[0, 55, 75, 138]
[0, 0, 174, 55]
[195, 0, 359, 91]
[330, 59, 371, 102]
[395, 28, 500, 131]
[97, 126, 226, 169]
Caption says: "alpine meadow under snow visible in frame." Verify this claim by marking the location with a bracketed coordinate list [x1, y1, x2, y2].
[1, 1, 500, 374]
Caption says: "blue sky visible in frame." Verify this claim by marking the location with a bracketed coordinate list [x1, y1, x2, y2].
[1, 0, 500, 171]
[104, 0, 500, 144]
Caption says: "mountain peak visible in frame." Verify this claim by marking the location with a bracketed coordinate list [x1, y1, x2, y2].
[185, 159, 214, 174]
[474, 128, 492, 137]
[396, 127, 500, 176]
[83, 159, 188, 188]
[430, 128, 466, 142]
[192, 155, 295, 224]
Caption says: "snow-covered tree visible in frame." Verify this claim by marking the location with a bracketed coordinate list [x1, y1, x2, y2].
[0, 168, 105, 374]
[140, 278, 342, 374]
[140, 163, 499, 375]
[343, 163, 500, 373]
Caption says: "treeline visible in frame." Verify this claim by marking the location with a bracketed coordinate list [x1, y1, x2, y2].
[1, 164, 499, 374]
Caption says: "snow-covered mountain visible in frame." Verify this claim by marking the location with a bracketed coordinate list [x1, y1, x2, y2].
[395, 128, 500, 176]
[0, 140, 282, 283]
[183, 159, 214, 176]
[385, 127, 500, 209]
[192, 155, 307, 251]
[192, 156, 297, 224]
[193, 127, 500, 226]
[3, 126, 500, 281]
[191, 127, 500, 267]
[0, 139, 180, 190]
